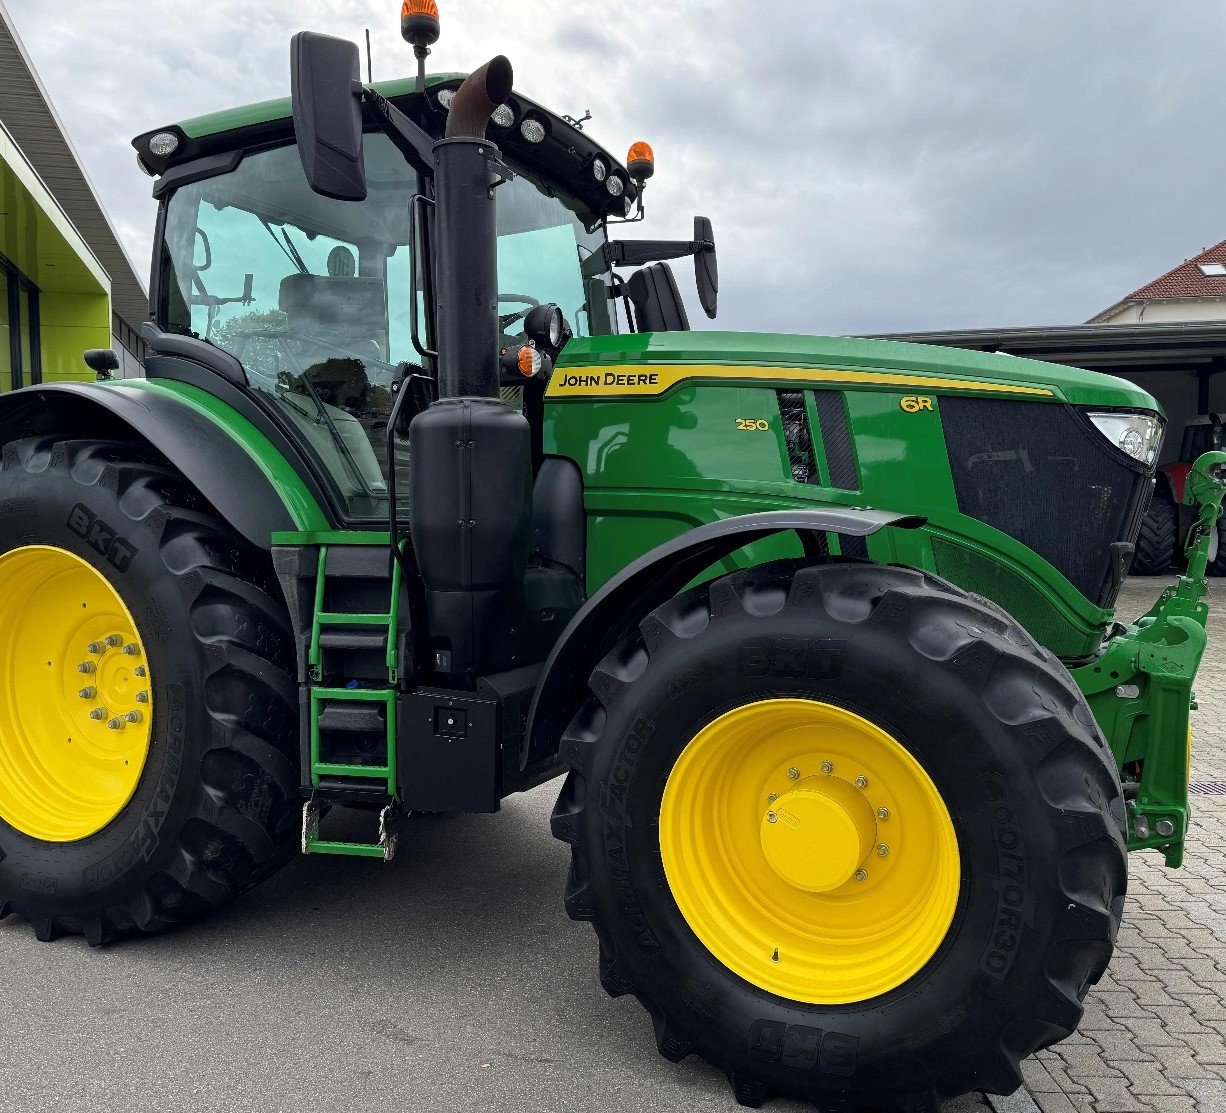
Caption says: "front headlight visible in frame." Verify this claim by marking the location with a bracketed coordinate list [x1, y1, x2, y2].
[1086, 412, 1163, 467]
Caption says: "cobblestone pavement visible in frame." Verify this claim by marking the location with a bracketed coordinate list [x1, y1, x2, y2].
[1014, 577, 1226, 1113]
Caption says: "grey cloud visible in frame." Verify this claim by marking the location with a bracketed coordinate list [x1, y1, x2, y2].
[8, 0, 1226, 336]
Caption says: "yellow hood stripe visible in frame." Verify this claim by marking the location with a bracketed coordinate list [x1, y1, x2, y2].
[546, 363, 1055, 399]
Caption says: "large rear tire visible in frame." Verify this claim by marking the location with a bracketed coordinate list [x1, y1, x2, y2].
[552, 560, 1126, 1111]
[1131, 494, 1175, 576]
[0, 438, 299, 944]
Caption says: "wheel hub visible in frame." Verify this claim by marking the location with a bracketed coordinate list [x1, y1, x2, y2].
[761, 775, 879, 892]
[0, 546, 153, 842]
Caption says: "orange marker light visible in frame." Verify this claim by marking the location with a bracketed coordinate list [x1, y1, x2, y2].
[402, 0, 441, 48]
[627, 141, 655, 182]
[518, 345, 543, 378]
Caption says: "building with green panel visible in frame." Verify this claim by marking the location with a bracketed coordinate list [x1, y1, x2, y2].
[0, 1, 146, 393]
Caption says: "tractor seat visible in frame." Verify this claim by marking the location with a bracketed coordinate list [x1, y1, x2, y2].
[278, 273, 386, 368]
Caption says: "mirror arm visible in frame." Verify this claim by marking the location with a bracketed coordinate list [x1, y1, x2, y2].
[362, 87, 437, 173]
[604, 239, 713, 268]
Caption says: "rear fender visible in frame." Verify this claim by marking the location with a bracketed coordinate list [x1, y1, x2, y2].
[521, 507, 924, 773]
[0, 383, 329, 549]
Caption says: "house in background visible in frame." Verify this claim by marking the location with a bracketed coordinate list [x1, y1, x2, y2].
[0, 1, 146, 393]
[1091, 239, 1226, 326]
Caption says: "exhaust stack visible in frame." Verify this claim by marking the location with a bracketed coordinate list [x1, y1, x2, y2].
[410, 56, 533, 686]
[433, 58, 513, 399]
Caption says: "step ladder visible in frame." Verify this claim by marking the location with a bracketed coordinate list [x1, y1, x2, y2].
[300, 542, 403, 861]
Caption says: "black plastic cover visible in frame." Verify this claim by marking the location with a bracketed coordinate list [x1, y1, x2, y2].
[408, 398, 533, 682]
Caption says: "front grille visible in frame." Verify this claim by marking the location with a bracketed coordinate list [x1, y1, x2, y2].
[940, 399, 1151, 607]
[931, 536, 1099, 658]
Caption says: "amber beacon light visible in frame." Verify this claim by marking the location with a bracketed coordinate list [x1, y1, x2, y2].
[627, 141, 655, 183]
[401, 0, 441, 50]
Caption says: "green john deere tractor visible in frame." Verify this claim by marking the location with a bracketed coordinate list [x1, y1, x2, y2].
[1, 7, 1223, 1111]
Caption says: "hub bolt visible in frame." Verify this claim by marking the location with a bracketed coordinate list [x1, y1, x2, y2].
[77, 662, 95, 674]
[788, 767, 801, 780]
[125, 711, 142, 724]
[855, 869, 868, 883]
[1156, 819, 1175, 838]
[122, 643, 140, 656]
[104, 635, 123, 648]
[136, 691, 150, 704]
[767, 792, 777, 803]
[877, 844, 890, 857]
[78, 687, 97, 700]
[134, 666, 147, 678]
[820, 761, 833, 775]
[87, 642, 104, 655]
[877, 807, 890, 821]
[89, 708, 107, 721]
[107, 718, 124, 730]
[855, 776, 868, 789]
[767, 811, 778, 824]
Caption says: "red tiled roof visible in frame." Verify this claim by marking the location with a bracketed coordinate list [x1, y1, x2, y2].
[1127, 238, 1226, 300]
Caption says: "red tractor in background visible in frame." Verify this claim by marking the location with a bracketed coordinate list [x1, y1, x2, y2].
[1133, 414, 1226, 574]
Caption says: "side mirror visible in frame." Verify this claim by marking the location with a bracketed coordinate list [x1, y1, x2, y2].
[693, 216, 718, 320]
[84, 349, 120, 377]
[290, 31, 367, 202]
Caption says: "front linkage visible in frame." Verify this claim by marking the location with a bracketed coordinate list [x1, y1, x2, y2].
[1074, 450, 1226, 867]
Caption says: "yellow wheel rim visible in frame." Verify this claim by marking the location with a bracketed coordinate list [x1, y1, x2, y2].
[0, 546, 153, 842]
[659, 699, 960, 1004]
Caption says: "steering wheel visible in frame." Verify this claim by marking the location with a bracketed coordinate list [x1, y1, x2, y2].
[497, 293, 541, 332]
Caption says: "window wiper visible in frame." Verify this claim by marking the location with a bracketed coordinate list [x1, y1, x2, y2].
[258, 216, 308, 274]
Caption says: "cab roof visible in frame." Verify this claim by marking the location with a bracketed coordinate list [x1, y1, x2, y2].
[134, 73, 636, 222]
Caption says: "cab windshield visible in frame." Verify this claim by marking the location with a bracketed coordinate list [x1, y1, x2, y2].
[157, 133, 613, 519]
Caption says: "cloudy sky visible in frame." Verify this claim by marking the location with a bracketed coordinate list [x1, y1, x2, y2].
[7, 0, 1226, 335]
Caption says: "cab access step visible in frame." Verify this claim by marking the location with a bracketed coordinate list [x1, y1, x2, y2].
[274, 535, 405, 860]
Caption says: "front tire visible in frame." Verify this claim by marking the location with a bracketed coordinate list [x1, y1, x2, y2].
[552, 560, 1126, 1111]
[0, 438, 299, 944]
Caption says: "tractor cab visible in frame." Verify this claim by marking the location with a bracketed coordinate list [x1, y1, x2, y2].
[141, 78, 624, 521]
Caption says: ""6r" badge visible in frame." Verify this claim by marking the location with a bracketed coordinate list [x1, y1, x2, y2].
[900, 396, 934, 413]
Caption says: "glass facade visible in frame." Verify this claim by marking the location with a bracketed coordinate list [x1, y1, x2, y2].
[0, 254, 40, 392]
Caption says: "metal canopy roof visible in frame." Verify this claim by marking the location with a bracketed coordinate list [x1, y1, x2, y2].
[0, 1, 147, 335]
[869, 322, 1226, 376]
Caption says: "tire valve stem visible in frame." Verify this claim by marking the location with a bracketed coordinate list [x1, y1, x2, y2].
[89, 708, 107, 721]
[122, 643, 141, 657]
[77, 662, 95, 674]
[105, 634, 123, 648]
[770, 948, 780, 964]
